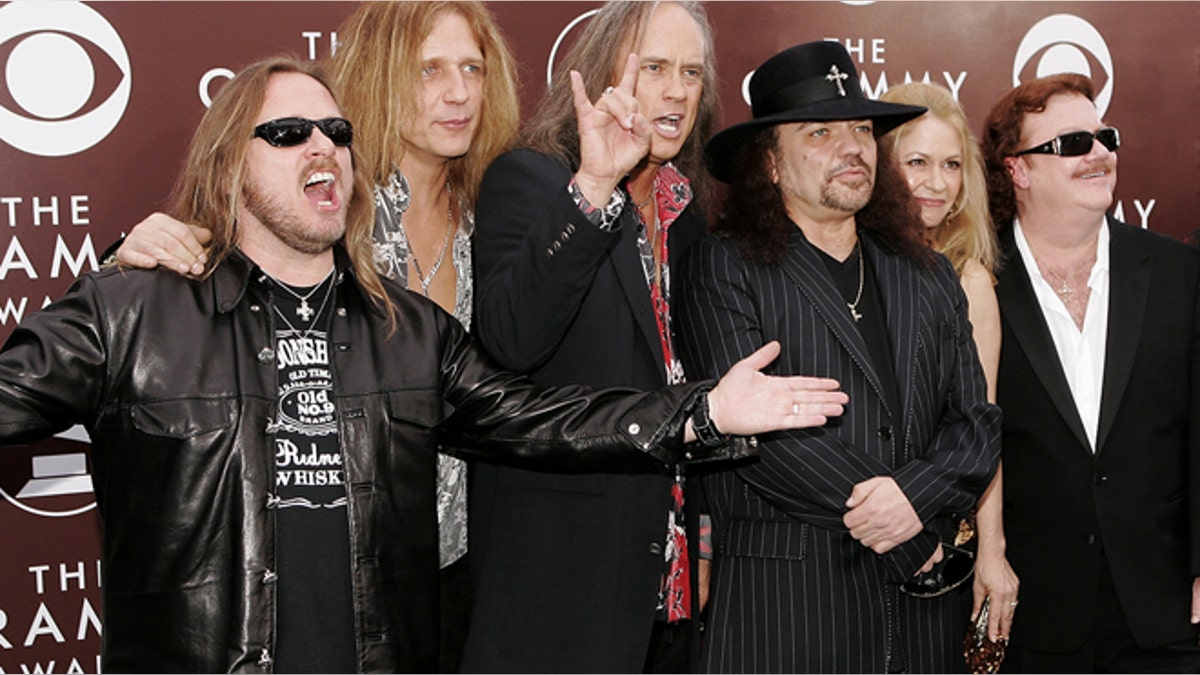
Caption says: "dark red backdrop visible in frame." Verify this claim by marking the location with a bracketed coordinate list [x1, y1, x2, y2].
[1, 2, 1195, 670]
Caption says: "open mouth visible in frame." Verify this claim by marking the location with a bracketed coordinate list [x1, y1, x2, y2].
[305, 171, 338, 208]
[654, 114, 683, 135]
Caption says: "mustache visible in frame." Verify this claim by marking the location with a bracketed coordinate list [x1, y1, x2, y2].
[825, 156, 872, 180]
[304, 158, 341, 176]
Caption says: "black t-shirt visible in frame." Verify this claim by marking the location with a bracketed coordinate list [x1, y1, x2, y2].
[269, 274, 356, 673]
[818, 242, 902, 424]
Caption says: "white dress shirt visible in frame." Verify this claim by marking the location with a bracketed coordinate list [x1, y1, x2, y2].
[1013, 218, 1110, 451]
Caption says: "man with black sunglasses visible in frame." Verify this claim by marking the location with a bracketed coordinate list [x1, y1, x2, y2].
[982, 73, 1200, 671]
[0, 56, 851, 673]
[253, 116, 355, 148]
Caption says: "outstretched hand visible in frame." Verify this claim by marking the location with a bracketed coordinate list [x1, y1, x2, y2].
[115, 212, 210, 276]
[703, 341, 848, 437]
[570, 52, 652, 207]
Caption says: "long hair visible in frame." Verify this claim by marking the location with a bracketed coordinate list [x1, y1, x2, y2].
[327, 1, 520, 207]
[166, 56, 388, 318]
[982, 73, 1095, 229]
[881, 82, 996, 276]
[859, 140, 934, 266]
[714, 125, 931, 267]
[518, 1, 719, 211]
[711, 126, 790, 264]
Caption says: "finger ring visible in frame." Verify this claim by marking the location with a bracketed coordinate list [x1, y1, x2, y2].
[792, 403, 799, 416]
[603, 86, 615, 95]
[1009, 600, 1019, 607]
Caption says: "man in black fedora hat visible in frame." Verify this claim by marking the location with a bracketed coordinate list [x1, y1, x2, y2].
[677, 41, 1001, 672]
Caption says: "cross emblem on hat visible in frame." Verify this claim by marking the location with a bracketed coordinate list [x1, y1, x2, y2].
[826, 65, 848, 97]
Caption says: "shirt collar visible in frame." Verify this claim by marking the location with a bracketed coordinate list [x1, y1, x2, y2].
[629, 162, 692, 231]
[1013, 215, 1110, 292]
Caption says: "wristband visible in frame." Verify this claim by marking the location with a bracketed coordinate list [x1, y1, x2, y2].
[690, 386, 728, 447]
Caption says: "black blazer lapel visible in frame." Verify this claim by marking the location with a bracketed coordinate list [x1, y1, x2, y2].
[865, 236, 919, 431]
[778, 230, 892, 414]
[610, 209, 666, 370]
[996, 226, 1092, 452]
[1097, 217, 1151, 453]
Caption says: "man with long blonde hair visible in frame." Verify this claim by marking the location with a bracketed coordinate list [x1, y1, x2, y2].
[109, 3, 521, 668]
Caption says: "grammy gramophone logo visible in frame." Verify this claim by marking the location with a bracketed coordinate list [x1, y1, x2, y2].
[0, 429, 96, 518]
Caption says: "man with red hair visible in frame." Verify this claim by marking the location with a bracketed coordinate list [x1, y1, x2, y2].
[983, 73, 1200, 671]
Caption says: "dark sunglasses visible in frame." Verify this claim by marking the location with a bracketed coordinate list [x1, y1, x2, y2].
[1016, 127, 1119, 157]
[252, 117, 353, 148]
[899, 543, 975, 599]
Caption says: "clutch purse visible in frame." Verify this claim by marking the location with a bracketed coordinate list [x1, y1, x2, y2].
[963, 595, 1007, 674]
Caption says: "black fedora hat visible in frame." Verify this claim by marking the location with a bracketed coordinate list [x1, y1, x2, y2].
[706, 41, 926, 183]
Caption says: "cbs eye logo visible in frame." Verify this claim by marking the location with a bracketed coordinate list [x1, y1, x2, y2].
[0, 0, 131, 157]
[1013, 14, 1113, 117]
[546, 9, 598, 87]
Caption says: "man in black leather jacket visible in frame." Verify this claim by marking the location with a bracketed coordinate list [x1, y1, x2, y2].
[0, 57, 847, 673]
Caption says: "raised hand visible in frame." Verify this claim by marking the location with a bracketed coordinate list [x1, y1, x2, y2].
[115, 212, 211, 276]
[702, 341, 848, 437]
[570, 52, 652, 207]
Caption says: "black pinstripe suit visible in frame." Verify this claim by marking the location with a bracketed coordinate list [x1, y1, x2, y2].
[678, 228, 1000, 673]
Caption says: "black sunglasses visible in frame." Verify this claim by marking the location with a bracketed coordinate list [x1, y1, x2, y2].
[252, 117, 353, 148]
[1016, 127, 1119, 157]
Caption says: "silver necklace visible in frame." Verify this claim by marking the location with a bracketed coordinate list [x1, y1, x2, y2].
[271, 268, 335, 337]
[271, 265, 335, 321]
[1040, 256, 1093, 297]
[635, 188, 655, 210]
[847, 241, 864, 322]
[409, 183, 454, 298]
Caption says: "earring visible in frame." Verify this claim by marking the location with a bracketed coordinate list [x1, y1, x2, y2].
[946, 195, 965, 222]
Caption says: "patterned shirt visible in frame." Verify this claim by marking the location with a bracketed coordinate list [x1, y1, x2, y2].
[373, 170, 472, 567]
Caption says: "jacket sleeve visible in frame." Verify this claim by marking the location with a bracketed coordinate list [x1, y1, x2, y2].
[678, 240, 891, 521]
[889, 261, 1002, 524]
[434, 310, 756, 470]
[0, 275, 107, 443]
[472, 149, 624, 372]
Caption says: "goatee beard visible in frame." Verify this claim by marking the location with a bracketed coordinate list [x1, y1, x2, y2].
[821, 159, 873, 213]
[242, 175, 343, 255]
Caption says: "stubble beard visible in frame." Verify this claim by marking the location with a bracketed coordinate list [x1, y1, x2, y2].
[242, 177, 343, 255]
[820, 162, 874, 214]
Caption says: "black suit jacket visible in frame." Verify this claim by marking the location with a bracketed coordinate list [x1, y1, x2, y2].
[462, 149, 707, 673]
[678, 230, 1000, 672]
[996, 217, 1200, 651]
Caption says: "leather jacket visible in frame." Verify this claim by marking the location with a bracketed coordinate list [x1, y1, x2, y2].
[0, 247, 753, 673]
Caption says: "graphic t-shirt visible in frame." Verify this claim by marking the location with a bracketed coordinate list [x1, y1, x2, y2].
[269, 274, 356, 673]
